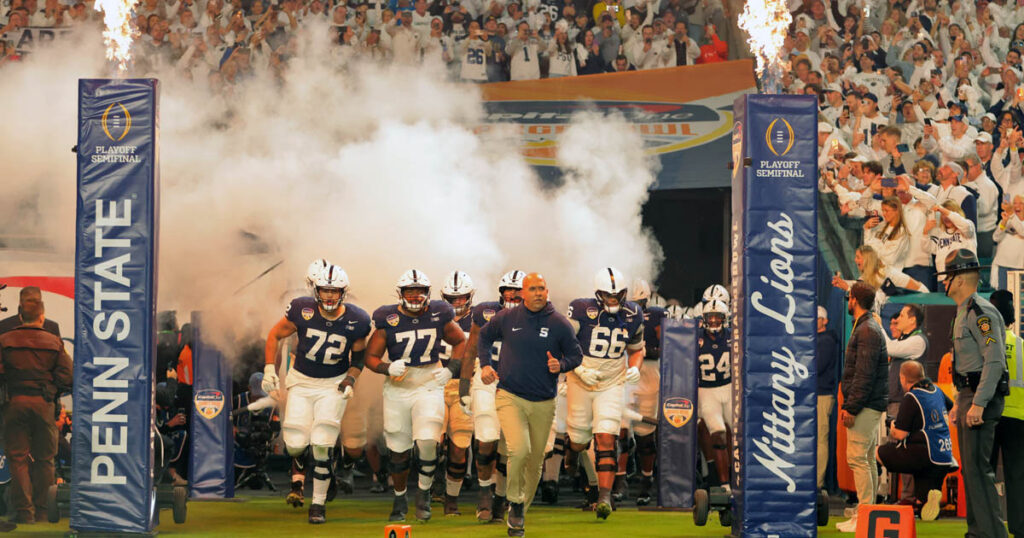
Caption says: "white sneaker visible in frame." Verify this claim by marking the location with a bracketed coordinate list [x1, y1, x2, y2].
[835, 516, 858, 533]
[920, 489, 942, 521]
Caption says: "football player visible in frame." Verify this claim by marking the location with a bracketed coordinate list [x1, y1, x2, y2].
[364, 270, 467, 523]
[459, 270, 525, 522]
[625, 279, 667, 505]
[437, 270, 475, 516]
[566, 267, 645, 519]
[696, 299, 732, 490]
[262, 265, 372, 524]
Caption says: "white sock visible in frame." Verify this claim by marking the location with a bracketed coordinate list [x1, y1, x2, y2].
[395, 488, 407, 497]
[446, 477, 463, 497]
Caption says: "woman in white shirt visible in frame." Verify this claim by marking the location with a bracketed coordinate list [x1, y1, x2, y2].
[992, 194, 1024, 289]
[922, 201, 978, 280]
[832, 245, 926, 313]
[547, 22, 580, 78]
[863, 196, 911, 270]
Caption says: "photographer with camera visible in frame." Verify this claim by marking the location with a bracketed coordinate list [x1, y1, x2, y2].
[233, 372, 280, 490]
[155, 378, 190, 486]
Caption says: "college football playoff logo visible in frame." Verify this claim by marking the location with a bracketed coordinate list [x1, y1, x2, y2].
[101, 102, 132, 142]
[764, 117, 795, 157]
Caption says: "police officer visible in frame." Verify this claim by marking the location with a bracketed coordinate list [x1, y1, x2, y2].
[937, 249, 1010, 538]
[0, 292, 72, 524]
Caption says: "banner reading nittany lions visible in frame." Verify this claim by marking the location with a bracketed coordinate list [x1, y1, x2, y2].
[480, 61, 756, 190]
[72, 79, 159, 534]
[730, 94, 818, 537]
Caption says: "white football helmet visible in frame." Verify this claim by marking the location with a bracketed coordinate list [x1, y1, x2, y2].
[702, 284, 731, 305]
[498, 270, 525, 309]
[703, 299, 729, 333]
[626, 278, 651, 303]
[665, 304, 685, 320]
[396, 269, 431, 313]
[594, 267, 628, 314]
[313, 264, 349, 312]
[442, 270, 475, 316]
[306, 258, 331, 292]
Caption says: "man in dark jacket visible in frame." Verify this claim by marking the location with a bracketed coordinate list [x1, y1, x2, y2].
[0, 294, 73, 524]
[0, 287, 61, 338]
[836, 281, 889, 533]
[476, 273, 583, 537]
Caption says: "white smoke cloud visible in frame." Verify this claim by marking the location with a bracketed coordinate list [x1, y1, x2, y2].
[0, 21, 662, 350]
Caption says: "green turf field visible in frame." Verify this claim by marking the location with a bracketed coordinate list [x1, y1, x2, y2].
[12, 497, 974, 537]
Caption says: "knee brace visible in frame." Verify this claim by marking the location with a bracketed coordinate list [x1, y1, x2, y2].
[415, 440, 438, 476]
[595, 448, 617, 473]
[474, 443, 497, 466]
[312, 445, 332, 481]
[447, 459, 468, 480]
[711, 432, 727, 451]
[635, 433, 656, 457]
[553, 436, 567, 456]
[495, 457, 507, 476]
[389, 450, 411, 475]
[617, 434, 632, 457]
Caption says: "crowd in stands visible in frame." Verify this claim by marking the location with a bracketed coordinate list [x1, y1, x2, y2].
[803, 0, 1024, 302]
[0, 0, 734, 79]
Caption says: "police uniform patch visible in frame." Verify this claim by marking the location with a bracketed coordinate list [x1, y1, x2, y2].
[586, 307, 599, 319]
[978, 316, 992, 335]
[387, 313, 400, 327]
[483, 309, 495, 321]
[301, 307, 314, 321]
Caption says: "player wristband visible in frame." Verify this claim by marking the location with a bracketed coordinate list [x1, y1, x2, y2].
[339, 375, 356, 391]
[372, 362, 390, 375]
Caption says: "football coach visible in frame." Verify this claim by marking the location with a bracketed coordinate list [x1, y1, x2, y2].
[476, 272, 583, 537]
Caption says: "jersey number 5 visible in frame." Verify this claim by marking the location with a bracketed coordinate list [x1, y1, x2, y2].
[306, 328, 348, 365]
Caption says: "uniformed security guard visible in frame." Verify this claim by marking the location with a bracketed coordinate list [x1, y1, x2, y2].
[937, 249, 1010, 538]
[0, 297, 72, 524]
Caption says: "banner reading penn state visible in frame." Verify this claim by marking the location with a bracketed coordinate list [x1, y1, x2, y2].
[72, 79, 159, 533]
[730, 94, 817, 537]
[657, 317, 698, 508]
[480, 61, 756, 190]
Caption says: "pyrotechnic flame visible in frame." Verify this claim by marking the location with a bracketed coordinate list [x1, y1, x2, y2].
[94, 0, 139, 73]
[738, 0, 792, 94]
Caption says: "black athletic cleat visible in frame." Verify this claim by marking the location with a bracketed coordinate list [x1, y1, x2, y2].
[337, 464, 355, 495]
[444, 494, 461, 516]
[326, 474, 338, 502]
[389, 493, 408, 522]
[579, 485, 598, 511]
[308, 503, 326, 524]
[540, 480, 558, 504]
[612, 475, 628, 502]
[476, 485, 494, 522]
[370, 471, 387, 493]
[491, 494, 507, 523]
[506, 502, 525, 537]
[286, 480, 305, 508]
[636, 475, 653, 506]
[415, 487, 432, 522]
[596, 490, 613, 520]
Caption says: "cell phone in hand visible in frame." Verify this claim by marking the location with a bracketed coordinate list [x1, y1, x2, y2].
[924, 118, 932, 126]
[896, 143, 909, 153]
[881, 178, 897, 188]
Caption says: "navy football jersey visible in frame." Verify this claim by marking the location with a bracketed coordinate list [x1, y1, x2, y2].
[567, 298, 644, 360]
[439, 313, 473, 366]
[697, 327, 732, 388]
[472, 300, 505, 364]
[286, 297, 372, 378]
[372, 300, 455, 367]
[642, 305, 667, 360]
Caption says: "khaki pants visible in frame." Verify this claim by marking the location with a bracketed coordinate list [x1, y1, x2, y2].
[495, 389, 555, 506]
[817, 395, 834, 489]
[846, 408, 882, 508]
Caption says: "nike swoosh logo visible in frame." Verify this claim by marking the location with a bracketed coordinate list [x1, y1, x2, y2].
[512, 327, 522, 332]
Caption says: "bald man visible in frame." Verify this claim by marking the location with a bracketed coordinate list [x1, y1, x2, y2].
[475, 273, 583, 537]
[876, 360, 957, 520]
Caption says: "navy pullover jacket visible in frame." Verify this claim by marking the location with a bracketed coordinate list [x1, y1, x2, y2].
[478, 301, 583, 401]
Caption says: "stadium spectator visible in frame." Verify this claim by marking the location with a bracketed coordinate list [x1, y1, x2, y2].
[0, 294, 72, 524]
[815, 306, 839, 492]
[875, 360, 956, 520]
[696, 23, 726, 63]
[922, 200, 978, 280]
[671, 20, 697, 66]
[862, 196, 910, 270]
[992, 195, 1024, 289]
[963, 152, 1001, 258]
[836, 281, 888, 533]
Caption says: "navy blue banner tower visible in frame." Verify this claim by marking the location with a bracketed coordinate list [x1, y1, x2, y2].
[72, 79, 159, 533]
[188, 312, 235, 498]
[656, 317, 699, 508]
[730, 94, 818, 537]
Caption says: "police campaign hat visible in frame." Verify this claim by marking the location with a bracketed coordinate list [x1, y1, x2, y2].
[935, 249, 988, 276]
